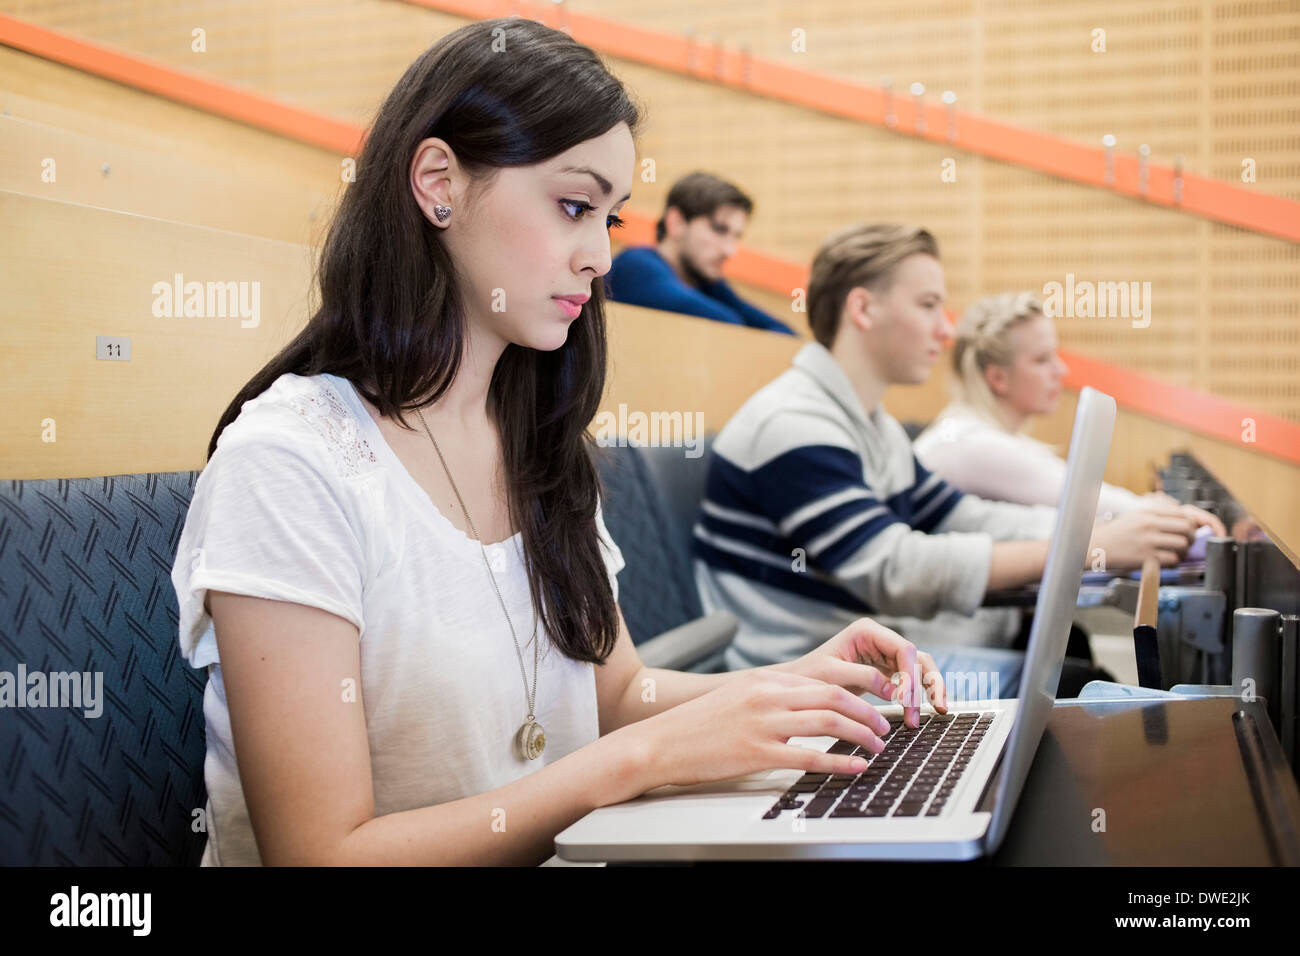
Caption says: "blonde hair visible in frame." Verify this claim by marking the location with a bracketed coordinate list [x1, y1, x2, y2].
[950, 291, 1047, 435]
[806, 223, 939, 348]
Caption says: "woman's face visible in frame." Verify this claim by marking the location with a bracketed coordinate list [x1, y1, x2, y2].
[439, 123, 636, 353]
[992, 313, 1069, 416]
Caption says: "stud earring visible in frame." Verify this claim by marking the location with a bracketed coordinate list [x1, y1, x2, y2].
[434, 204, 452, 223]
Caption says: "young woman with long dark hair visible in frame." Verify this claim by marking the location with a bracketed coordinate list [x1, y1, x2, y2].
[172, 17, 946, 866]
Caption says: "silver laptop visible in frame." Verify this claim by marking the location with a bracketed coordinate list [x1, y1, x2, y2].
[556, 386, 1117, 862]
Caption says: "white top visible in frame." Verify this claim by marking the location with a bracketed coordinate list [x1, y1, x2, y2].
[171, 371, 625, 866]
[913, 403, 1144, 521]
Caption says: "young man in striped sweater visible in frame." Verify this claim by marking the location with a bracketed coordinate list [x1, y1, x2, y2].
[692, 223, 1207, 695]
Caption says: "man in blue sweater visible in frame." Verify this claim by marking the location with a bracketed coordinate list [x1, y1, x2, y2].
[604, 172, 797, 335]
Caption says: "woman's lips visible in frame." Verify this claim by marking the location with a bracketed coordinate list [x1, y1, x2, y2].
[553, 297, 582, 319]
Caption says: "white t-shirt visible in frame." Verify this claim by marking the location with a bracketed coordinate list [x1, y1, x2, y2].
[171, 371, 625, 866]
[913, 403, 1144, 521]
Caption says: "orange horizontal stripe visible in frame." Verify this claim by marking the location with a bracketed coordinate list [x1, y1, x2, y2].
[3, 12, 1294, 463]
[0, 14, 364, 155]
[1060, 351, 1300, 466]
[404, 0, 1300, 245]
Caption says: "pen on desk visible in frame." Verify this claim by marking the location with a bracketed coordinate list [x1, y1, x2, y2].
[1133, 556, 1162, 689]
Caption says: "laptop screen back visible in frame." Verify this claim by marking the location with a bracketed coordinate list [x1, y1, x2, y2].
[984, 386, 1116, 853]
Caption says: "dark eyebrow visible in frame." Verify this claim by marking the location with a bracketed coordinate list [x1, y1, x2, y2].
[558, 165, 631, 203]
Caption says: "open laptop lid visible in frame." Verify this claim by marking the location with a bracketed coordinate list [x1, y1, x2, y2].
[983, 386, 1116, 854]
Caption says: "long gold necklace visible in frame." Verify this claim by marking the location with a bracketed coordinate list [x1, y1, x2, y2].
[416, 407, 545, 761]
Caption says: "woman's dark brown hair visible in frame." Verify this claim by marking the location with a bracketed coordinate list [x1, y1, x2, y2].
[208, 17, 642, 664]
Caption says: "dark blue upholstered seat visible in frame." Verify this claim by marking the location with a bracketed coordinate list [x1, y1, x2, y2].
[0, 472, 207, 865]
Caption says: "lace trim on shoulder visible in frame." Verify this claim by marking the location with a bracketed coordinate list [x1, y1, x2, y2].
[286, 380, 380, 479]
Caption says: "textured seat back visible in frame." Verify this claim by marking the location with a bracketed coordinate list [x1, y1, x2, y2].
[0, 472, 207, 865]
[638, 435, 714, 574]
[594, 444, 704, 642]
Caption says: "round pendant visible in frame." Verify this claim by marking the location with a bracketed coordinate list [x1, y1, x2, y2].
[516, 719, 546, 760]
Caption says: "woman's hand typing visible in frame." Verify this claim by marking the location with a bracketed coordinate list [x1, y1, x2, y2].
[628, 618, 947, 790]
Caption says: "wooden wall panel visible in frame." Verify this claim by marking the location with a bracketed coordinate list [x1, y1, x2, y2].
[1, 0, 1295, 548]
[0, 46, 346, 189]
[1, 189, 317, 476]
[0, 189, 803, 479]
[552, 0, 1300, 202]
[4, 4, 1293, 418]
[3, 187, 1295, 552]
[0, 113, 338, 244]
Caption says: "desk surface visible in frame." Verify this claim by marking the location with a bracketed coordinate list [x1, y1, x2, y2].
[990, 696, 1300, 865]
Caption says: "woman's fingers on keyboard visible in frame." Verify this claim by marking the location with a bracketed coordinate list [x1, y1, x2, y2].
[785, 743, 871, 777]
[918, 651, 948, 711]
[778, 683, 890, 737]
[813, 655, 898, 702]
[775, 709, 886, 756]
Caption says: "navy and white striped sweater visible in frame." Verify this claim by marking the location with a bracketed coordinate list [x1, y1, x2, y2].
[693, 341, 1056, 669]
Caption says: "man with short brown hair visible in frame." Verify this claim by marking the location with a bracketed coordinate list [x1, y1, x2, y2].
[604, 172, 796, 335]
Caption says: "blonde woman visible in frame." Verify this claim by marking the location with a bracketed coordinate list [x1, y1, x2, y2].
[914, 291, 1224, 539]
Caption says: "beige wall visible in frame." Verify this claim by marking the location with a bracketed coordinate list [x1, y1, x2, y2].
[7, 0, 1292, 419]
[1, 3, 1295, 552]
[5, 186, 1293, 553]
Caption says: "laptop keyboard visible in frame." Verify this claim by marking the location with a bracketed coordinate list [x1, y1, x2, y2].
[762, 711, 996, 821]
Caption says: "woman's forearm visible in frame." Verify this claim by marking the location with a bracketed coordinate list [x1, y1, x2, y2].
[326, 724, 657, 866]
[607, 665, 751, 730]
